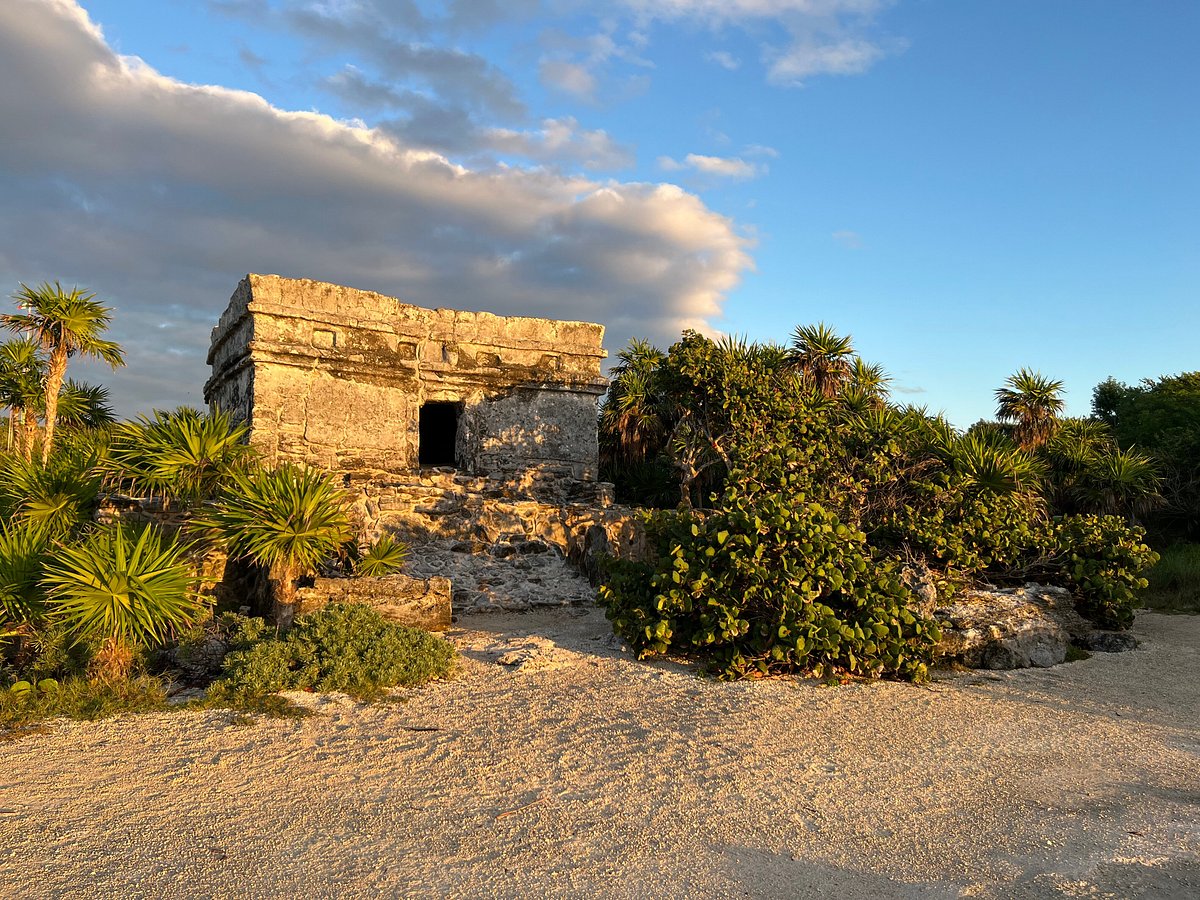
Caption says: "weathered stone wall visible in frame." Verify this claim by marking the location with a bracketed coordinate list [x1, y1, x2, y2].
[204, 275, 608, 484]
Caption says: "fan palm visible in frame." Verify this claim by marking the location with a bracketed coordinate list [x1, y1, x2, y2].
[1073, 447, 1162, 520]
[0, 521, 50, 640]
[599, 338, 669, 468]
[0, 452, 101, 539]
[355, 534, 409, 576]
[2, 282, 125, 463]
[952, 434, 1045, 494]
[104, 406, 253, 505]
[994, 368, 1065, 449]
[0, 338, 45, 460]
[56, 379, 116, 430]
[787, 323, 855, 398]
[849, 357, 892, 398]
[42, 523, 201, 680]
[195, 464, 354, 628]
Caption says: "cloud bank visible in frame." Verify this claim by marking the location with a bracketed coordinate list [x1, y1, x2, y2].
[0, 0, 752, 414]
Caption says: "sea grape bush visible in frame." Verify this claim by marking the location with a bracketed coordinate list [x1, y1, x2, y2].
[599, 329, 1161, 680]
[602, 485, 939, 681]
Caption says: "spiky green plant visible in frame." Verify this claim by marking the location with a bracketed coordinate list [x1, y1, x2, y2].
[55, 379, 116, 430]
[0, 337, 45, 461]
[195, 464, 354, 628]
[41, 523, 201, 679]
[600, 338, 669, 469]
[1074, 447, 1162, 520]
[787, 323, 855, 398]
[995, 368, 1066, 449]
[2, 282, 125, 464]
[849, 357, 892, 398]
[952, 434, 1045, 494]
[356, 534, 409, 576]
[0, 522, 49, 640]
[0, 453, 101, 539]
[104, 406, 253, 505]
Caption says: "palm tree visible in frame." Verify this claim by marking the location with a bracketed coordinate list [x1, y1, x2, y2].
[104, 406, 253, 506]
[787, 323, 855, 398]
[0, 338, 45, 460]
[1073, 447, 1162, 520]
[599, 338, 669, 469]
[56, 380, 116, 431]
[849, 357, 892, 398]
[42, 523, 200, 680]
[952, 433, 1045, 495]
[2, 282, 125, 463]
[994, 368, 1065, 450]
[195, 464, 354, 629]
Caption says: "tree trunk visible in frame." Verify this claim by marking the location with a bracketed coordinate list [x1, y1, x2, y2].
[41, 347, 68, 464]
[271, 560, 299, 631]
[20, 406, 38, 462]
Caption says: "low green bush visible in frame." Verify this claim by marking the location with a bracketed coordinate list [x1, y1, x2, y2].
[0, 674, 166, 728]
[601, 487, 940, 681]
[208, 602, 456, 702]
[1048, 515, 1158, 628]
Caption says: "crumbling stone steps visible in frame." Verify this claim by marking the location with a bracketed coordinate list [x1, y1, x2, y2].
[404, 534, 599, 613]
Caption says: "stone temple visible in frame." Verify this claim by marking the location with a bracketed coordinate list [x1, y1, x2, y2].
[205, 275, 640, 614]
[205, 274, 609, 487]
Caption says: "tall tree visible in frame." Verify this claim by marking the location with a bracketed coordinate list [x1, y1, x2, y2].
[787, 323, 855, 398]
[994, 368, 1065, 449]
[2, 283, 124, 463]
[0, 338, 45, 461]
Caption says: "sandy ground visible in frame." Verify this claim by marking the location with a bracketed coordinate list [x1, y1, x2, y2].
[0, 608, 1197, 900]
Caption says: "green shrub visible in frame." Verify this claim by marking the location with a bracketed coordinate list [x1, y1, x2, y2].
[171, 612, 272, 683]
[1049, 515, 1159, 628]
[0, 674, 166, 728]
[208, 602, 456, 702]
[601, 487, 940, 681]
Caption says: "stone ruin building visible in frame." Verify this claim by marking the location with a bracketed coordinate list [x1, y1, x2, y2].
[205, 275, 640, 618]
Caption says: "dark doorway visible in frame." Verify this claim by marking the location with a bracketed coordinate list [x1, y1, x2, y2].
[419, 402, 460, 467]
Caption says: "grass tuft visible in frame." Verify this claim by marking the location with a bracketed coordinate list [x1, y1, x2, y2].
[1140, 543, 1200, 614]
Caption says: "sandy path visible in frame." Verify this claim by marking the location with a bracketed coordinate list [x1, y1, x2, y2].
[1, 608, 1197, 899]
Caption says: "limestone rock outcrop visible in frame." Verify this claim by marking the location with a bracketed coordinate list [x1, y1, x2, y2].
[934, 584, 1137, 669]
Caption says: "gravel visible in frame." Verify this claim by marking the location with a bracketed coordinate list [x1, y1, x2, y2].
[0, 608, 1196, 899]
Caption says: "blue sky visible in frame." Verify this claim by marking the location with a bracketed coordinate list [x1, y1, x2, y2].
[1, 1, 1196, 425]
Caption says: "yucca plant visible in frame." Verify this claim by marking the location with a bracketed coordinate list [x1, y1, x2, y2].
[0, 452, 101, 539]
[41, 523, 201, 680]
[952, 434, 1045, 495]
[195, 464, 353, 628]
[356, 534, 409, 576]
[0, 521, 49, 641]
[104, 406, 253, 506]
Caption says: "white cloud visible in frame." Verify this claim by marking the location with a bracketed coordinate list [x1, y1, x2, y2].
[0, 0, 751, 415]
[539, 59, 598, 99]
[706, 50, 741, 70]
[832, 229, 863, 249]
[659, 154, 764, 180]
[767, 37, 886, 85]
[624, 0, 898, 85]
[486, 118, 635, 170]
